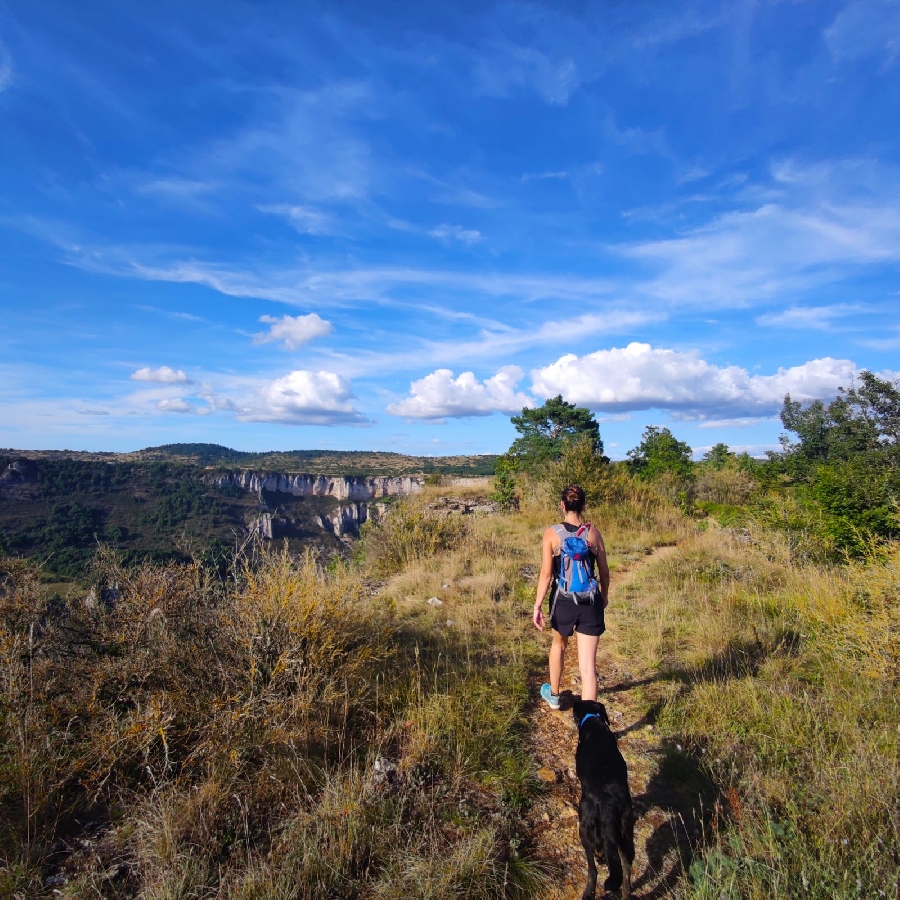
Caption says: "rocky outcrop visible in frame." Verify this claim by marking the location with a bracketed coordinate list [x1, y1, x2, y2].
[249, 512, 274, 539]
[212, 472, 423, 501]
[318, 501, 389, 538]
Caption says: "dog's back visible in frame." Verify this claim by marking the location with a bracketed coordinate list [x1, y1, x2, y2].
[573, 701, 635, 899]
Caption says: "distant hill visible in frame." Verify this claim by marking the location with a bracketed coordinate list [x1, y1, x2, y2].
[0, 447, 497, 580]
[141, 443, 498, 476]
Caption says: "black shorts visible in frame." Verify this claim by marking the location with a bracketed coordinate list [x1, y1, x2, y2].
[550, 593, 606, 637]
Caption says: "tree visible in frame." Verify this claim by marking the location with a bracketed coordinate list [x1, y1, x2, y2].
[781, 371, 900, 470]
[774, 372, 900, 555]
[626, 426, 693, 481]
[508, 396, 603, 470]
[489, 454, 518, 510]
[702, 443, 735, 470]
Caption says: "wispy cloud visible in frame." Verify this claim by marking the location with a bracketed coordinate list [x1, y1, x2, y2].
[622, 160, 900, 307]
[474, 43, 579, 106]
[824, 0, 900, 67]
[258, 203, 335, 235]
[428, 223, 482, 244]
[0, 40, 12, 92]
[756, 303, 868, 330]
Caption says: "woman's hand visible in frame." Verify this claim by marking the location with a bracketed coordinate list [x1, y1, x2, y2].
[533, 604, 545, 631]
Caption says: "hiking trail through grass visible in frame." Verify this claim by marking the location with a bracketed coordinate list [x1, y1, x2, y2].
[525, 543, 705, 900]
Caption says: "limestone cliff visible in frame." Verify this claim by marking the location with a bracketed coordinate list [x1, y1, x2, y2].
[212, 472, 423, 501]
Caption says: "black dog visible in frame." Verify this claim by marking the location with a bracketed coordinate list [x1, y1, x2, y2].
[573, 700, 635, 899]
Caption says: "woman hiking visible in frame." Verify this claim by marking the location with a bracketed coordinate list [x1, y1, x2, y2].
[533, 484, 610, 709]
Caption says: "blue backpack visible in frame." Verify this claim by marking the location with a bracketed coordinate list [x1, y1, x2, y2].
[553, 523, 598, 605]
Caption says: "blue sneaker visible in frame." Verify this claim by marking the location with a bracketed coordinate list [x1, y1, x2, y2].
[540, 683, 560, 710]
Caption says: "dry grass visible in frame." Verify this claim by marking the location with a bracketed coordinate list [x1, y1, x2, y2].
[0, 490, 554, 899]
[614, 529, 900, 898]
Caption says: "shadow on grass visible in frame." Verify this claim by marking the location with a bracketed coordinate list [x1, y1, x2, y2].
[663, 628, 804, 687]
[630, 741, 718, 900]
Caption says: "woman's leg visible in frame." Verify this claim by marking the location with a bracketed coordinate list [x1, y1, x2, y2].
[549, 630, 568, 694]
[576, 632, 600, 700]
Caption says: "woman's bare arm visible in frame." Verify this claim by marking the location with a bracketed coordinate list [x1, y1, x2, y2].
[533, 527, 556, 631]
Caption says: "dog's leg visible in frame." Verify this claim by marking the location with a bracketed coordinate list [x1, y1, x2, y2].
[601, 819, 624, 893]
[579, 801, 599, 900]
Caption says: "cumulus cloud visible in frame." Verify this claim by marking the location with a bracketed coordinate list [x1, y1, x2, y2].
[131, 366, 192, 384]
[429, 224, 483, 245]
[531, 343, 856, 419]
[253, 313, 333, 350]
[241, 369, 365, 425]
[157, 398, 195, 414]
[388, 366, 534, 419]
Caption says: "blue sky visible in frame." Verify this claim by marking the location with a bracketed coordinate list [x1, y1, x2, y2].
[1, 0, 898, 459]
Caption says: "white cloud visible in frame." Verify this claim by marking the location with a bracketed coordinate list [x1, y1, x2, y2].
[253, 313, 333, 350]
[157, 398, 195, 414]
[131, 366, 192, 384]
[388, 366, 534, 419]
[258, 204, 334, 235]
[429, 224, 483, 245]
[241, 369, 365, 425]
[755, 303, 866, 330]
[622, 160, 900, 307]
[531, 342, 856, 419]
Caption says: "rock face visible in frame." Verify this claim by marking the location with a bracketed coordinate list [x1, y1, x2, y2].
[249, 512, 273, 539]
[212, 472, 423, 501]
[318, 501, 389, 538]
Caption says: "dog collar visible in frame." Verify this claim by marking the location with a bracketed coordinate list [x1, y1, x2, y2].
[579, 713, 603, 728]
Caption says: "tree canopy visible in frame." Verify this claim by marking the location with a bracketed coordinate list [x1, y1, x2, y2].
[702, 442, 735, 470]
[508, 395, 603, 470]
[772, 371, 900, 554]
[626, 426, 693, 481]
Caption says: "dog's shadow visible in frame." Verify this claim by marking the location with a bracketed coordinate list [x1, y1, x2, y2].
[628, 742, 716, 899]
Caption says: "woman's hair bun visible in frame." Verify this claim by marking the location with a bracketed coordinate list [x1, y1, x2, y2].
[561, 484, 586, 513]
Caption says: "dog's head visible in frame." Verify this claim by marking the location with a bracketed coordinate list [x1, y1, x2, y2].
[572, 699, 609, 730]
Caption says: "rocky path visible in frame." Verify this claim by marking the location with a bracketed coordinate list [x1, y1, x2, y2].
[524, 545, 702, 900]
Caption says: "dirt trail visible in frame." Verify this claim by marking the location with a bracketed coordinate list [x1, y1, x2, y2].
[525, 544, 700, 900]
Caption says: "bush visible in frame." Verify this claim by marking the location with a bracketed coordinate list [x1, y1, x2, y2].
[695, 466, 756, 505]
[360, 502, 467, 576]
[545, 437, 635, 509]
